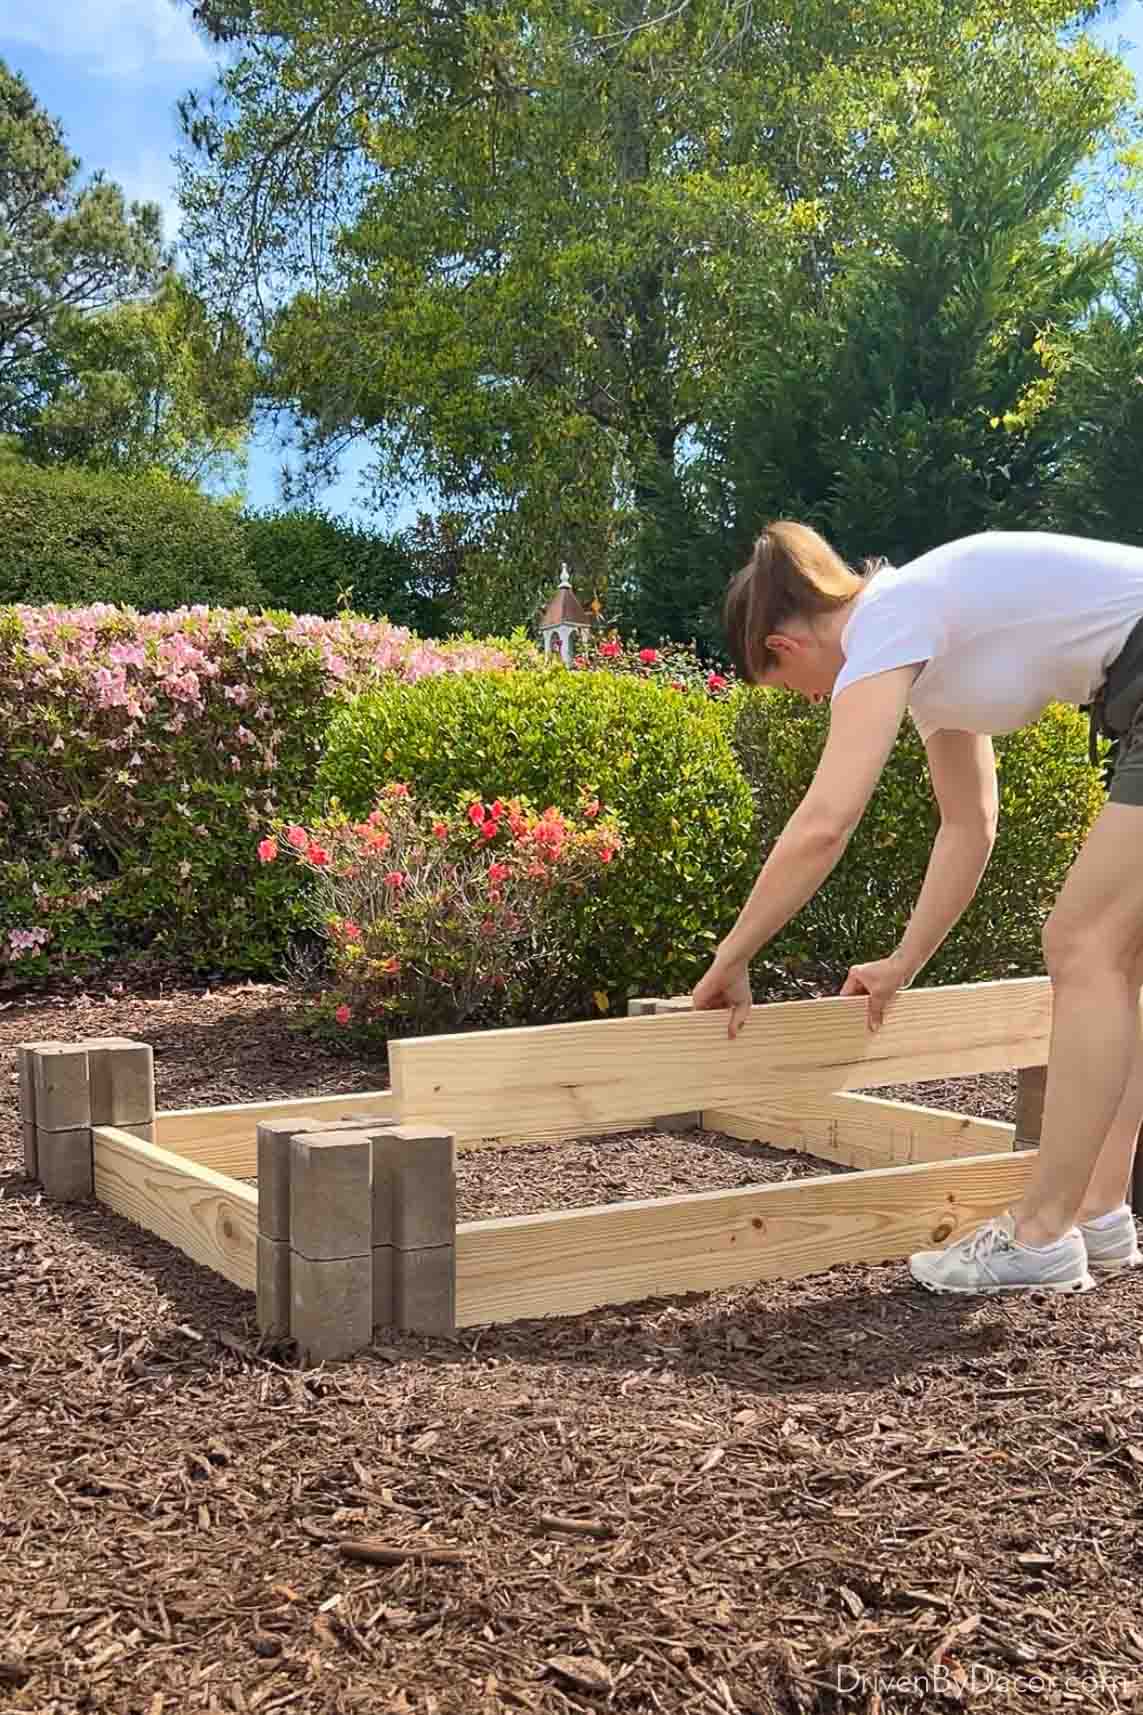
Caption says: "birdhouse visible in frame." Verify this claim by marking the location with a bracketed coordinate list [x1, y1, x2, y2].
[538, 565, 592, 662]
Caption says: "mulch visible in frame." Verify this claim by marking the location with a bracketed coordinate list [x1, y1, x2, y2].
[3, 983, 1143, 1714]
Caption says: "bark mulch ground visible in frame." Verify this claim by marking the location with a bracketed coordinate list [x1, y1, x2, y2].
[4, 984, 1143, 1715]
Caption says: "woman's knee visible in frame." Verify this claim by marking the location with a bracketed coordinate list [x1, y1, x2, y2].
[1042, 910, 1141, 985]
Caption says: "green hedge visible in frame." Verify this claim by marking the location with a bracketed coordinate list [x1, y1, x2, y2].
[0, 463, 263, 610]
[729, 689, 1105, 985]
[316, 670, 757, 1007]
[242, 508, 429, 628]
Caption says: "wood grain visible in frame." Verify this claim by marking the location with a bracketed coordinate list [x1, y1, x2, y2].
[454, 1150, 1036, 1327]
[707, 1092, 1015, 1170]
[392, 979, 1051, 1147]
[155, 1090, 395, 1176]
[93, 1125, 258, 1293]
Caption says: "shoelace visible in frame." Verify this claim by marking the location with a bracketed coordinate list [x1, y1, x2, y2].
[962, 1219, 1011, 1262]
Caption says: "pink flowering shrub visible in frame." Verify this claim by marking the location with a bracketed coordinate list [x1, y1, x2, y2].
[567, 632, 734, 699]
[0, 602, 521, 987]
[260, 785, 624, 1034]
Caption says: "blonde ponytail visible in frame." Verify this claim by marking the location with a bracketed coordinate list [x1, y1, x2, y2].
[723, 521, 866, 682]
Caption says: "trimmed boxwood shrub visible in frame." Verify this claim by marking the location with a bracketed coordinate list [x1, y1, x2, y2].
[729, 689, 1105, 986]
[0, 463, 263, 610]
[315, 669, 758, 1008]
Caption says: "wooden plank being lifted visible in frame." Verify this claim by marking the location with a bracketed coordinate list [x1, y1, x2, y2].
[93, 1125, 258, 1293]
[454, 1149, 1036, 1327]
[707, 1092, 1015, 1170]
[391, 979, 1051, 1148]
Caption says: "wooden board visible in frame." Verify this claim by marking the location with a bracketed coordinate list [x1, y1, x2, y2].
[93, 1125, 258, 1293]
[707, 1092, 1015, 1170]
[454, 1150, 1036, 1326]
[392, 979, 1051, 1147]
[155, 1090, 396, 1176]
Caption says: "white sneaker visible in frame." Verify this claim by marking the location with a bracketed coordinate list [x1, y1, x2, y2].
[1079, 1206, 1143, 1277]
[909, 1212, 1095, 1296]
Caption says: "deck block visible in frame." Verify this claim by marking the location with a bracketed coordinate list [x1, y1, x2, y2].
[33, 1044, 91, 1134]
[37, 1127, 95, 1201]
[257, 1117, 321, 1243]
[87, 1039, 155, 1128]
[1015, 1065, 1046, 1151]
[291, 1254, 373, 1363]
[17, 1040, 61, 1179]
[257, 1234, 291, 1338]
[371, 1127, 457, 1335]
[394, 1245, 456, 1336]
[289, 1131, 372, 1260]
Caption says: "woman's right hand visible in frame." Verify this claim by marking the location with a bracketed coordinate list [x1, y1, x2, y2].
[839, 954, 909, 1033]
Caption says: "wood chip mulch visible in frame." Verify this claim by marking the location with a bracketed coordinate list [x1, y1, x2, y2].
[4, 984, 1143, 1714]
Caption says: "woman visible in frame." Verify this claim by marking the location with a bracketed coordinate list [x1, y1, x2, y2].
[692, 521, 1143, 1295]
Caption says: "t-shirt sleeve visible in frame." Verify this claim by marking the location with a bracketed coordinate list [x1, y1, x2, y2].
[831, 588, 939, 712]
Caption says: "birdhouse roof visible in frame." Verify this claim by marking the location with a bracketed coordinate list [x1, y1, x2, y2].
[539, 582, 592, 630]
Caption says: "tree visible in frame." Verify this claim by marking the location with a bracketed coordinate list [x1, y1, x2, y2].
[176, 0, 1133, 630]
[0, 60, 165, 435]
[22, 272, 255, 490]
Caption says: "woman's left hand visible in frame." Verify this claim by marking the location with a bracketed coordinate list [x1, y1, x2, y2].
[692, 953, 753, 1039]
[840, 954, 909, 1033]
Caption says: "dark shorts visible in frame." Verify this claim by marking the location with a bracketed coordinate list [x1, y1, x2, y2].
[1098, 616, 1143, 807]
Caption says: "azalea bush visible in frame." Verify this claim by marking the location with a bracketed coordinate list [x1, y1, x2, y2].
[259, 784, 624, 1034]
[566, 631, 735, 699]
[317, 669, 757, 1006]
[0, 602, 519, 987]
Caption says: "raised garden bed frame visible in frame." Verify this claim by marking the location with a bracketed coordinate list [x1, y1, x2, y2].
[18, 978, 1103, 1363]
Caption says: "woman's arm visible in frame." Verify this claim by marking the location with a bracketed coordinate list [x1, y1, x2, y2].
[890, 729, 999, 982]
[693, 667, 918, 1033]
[841, 730, 998, 1027]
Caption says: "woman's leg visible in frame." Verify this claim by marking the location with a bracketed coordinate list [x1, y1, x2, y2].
[1077, 947, 1143, 1223]
[1014, 802, 1143, 1247]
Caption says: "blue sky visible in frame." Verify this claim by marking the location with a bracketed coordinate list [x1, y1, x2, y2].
[1, 0, 1141, 523]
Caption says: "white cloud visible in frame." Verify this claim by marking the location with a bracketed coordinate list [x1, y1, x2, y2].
[0, 0, 210, 77]
[108, 146, 184, 242]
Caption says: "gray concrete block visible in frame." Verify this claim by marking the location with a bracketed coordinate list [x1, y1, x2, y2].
[257, 1118, 321, 1241]
[290, 1130, 372, 1259]
[291, 1253, 372, 1364]
[37, 1127, 93, 1201]
[394, 1245, 456, 1337]
[32, 1045, 90, 1133]
[256, 1234, 290, 1338]
[372, 1126, 456, 1251]
[87, 1039, 154, 1127]
[372, 1244, 394, 1329]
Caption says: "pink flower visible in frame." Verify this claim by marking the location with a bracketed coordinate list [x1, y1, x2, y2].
[707, 673, 729, 693]
[334, 1004, 352, 1026]
[599, 641, 622, 659]
[481, 820, 498, 841]
[307, 844, 330, 867]
[384, 870, 405, 890]
[639, 648, 659, 665]
[583, 799, 600, 820]
[342, 920, 362, 941]
[257, 838, 278, 864]
[468, 801, 486, 826]
[599, 845, 616, 864]
[488, 862, 509, 884]
[432, 821, 449, 840]
[490, 800, 505, 819]
[385, 782, 410, 798]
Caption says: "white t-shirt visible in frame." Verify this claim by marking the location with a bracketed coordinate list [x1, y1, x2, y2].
[831, 531, 1143, 741]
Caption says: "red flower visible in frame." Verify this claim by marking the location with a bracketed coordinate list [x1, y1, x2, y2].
[334, 1004, 352, 1026]
[488, 862, 509, 883]
[707, 673, 729, 693]
[257, 837, 278, 864]
[490, 800, 505, 819]
[480, 917, 497, 937]
[573, 656, 588, 669]
[599, 845, 616, 864]
[468, 801, 486, 826]
[369, 829, 392, 851]
[481, 819, 498, 841]
[380, 956, 401, 976]
[342, 920, 362, 941]
[385, 782, 410, 798]
[668, 680, 685, 692]
[432, 821, 449, 840]
[583, 799, 600, 820]
[599, 640, 622, 659]
[285, 824, 308, 850]
[307, 844, 330, 867]
[639, 648, 659, 665]
[384, 870, 405, 889]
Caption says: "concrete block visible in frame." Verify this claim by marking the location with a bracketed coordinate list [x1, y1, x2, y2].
[257, 1118, 321, 1241]
[32, 1045, 90, 1133]
[372, 1126, 456, 1251]
[37, 1127, 93, 1201]
[21, 1120, 38, 1180]
[372, 1245, 394, 1329]
[256, 1234, 290, 1338]
[290, 1130, 372, 1259]
[87, 1039, 154, 1127]
[394, 1245, 456, 1337]
[19, 1041, 63, 1178]
[654, 1111, 702, 1134]
[291, 1254, 372, 1364]
[1015, 1065, 1047, 1151]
